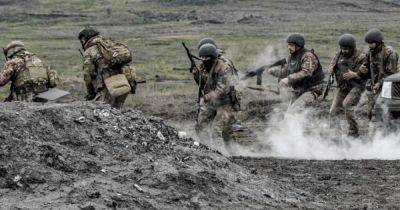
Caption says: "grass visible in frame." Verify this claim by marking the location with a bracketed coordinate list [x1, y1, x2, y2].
[1, 0, 400, 119]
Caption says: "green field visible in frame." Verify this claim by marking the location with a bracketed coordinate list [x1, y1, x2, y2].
[1, 0, 400, 113]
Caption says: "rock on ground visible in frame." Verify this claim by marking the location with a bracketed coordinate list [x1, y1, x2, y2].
[0, 102, 311, 209]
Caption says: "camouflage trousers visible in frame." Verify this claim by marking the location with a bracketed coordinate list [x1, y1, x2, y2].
[287, 84, 324, 111]
[195, 103, 236, 154]
[365, 90, 377, 121]
[329, 86, 364, 136]
[13, 92, 36, 102]
[94, 88, 128, 108]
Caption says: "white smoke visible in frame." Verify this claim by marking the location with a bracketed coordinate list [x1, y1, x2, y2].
[228, 42, 400, 160]
[250, 107, 400, 160]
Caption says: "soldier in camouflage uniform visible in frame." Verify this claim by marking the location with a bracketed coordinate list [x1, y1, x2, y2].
[191, 43, 237, 155]
[359, 29, 399, 120]
[78, 27, 137, 108]
[267, 33, 325, 109]
[0, 41, 59, 102]
[328, 34, 366, 137]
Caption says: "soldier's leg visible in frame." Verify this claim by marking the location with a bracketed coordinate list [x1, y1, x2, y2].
[329, 88, 347, 129]
[219, 105, 236, 155]
[94, 89, 108, 102]
[195, 104, 217, 141]
[110, 93, 129, 108]
[366, 90, 375, 120]
[343, 87, 363, 136]
[289, 91, 317, 111]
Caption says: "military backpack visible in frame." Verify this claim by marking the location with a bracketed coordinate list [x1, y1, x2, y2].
[16, 55, 49, 94]
[96, 37, 132, 67]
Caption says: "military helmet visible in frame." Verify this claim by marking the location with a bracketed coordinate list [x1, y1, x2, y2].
[286, 33, 305, 47]
[4, 40, 26, 58]
[197, 38, 217, 49]
[198, 43, 218, 58]
[364, 28, 383, 43]
[338, 34, 356, 48]
[78, 26, 100, 44]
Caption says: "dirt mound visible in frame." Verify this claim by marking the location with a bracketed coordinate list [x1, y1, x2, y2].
[0, 102, 312, 209]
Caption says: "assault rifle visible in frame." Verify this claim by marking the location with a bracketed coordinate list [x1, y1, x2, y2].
[182, 42, 203, 115]
[241, 58, 287, 80]
[322, 74, 334, 100]
[182, 42, 202, 72]
[322, 52, 341, 100]
[369, 53, 376, 91]
[3, 48, 14, 102]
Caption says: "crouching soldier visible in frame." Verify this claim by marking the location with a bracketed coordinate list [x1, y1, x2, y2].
[267, 33, 325, 109]
[192, 44, 239, 155]
[328, 34, 366, 137]
[0, 41, 59, 102]
[78, 26, 137, 108]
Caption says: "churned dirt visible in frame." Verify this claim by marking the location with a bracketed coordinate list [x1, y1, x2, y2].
[0, 102, 314, 209]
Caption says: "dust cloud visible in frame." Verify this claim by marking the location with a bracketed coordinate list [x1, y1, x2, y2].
[258, 107, 400, 160]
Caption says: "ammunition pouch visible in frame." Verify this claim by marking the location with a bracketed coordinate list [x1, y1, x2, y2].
[15, 83, 48, 95]
[104, 74, 131, 99]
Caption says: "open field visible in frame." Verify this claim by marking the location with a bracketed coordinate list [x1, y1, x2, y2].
[2, 0, 400, 208]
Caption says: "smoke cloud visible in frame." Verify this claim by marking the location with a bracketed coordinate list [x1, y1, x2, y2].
[253, 108, 400, 160]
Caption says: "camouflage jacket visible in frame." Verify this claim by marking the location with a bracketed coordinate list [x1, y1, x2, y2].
[270, 48, 324, 90]
[0, 51, 58, 101]
[193, 58, 232, 105]
[361, 44, 399, 85]
[219, 55, 239, 85]
[328, 49, 366, 90]
[82, 35, 136, 97]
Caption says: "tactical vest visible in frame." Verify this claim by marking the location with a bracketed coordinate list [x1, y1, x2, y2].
[370, 45, 391, 81]
[335, 50, 364, 89]
[286, 48, 324, 89]
[14, 55, 48, 94]
[201, 59, 231, 104]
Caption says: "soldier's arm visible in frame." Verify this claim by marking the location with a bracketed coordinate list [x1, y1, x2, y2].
[269, 65, 289, 78]
[357, 52, 370, 80]
[0, 59, 22, 87]
[287, 53, 317, 85]
[47, 67, 60, 88]
[82, 47, 98, 97]
[203, 65, 229, 103]
[353, 52, 367, 81]
[386, 51, 399, 76]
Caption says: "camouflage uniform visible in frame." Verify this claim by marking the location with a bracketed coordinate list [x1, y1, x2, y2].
[270, 48, 324, 109]
[361, 45, 399, 119]
[193, 58, 236, 152]
[328, 49, 366, 135]
[0, 49, 58, 102]
[82, 35, 136, 108]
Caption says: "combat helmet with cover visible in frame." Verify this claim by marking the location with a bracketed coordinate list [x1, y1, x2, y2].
[4, 41, 26, 59]
[286, 33, 305, 48]
[338, 34, 356, 48]
[198, 43, 218, 58]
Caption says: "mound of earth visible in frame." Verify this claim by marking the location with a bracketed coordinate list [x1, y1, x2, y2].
[0, 102, 313, 209]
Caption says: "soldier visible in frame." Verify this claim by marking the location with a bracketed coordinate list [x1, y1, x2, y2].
[0, 41, 59, 102]
[328, 34, 366, 137]
[359, 28, 399, 120]
[267, 33, 325, 109]
[78, 26, 137, 108]
[192, 43, 238, 155]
